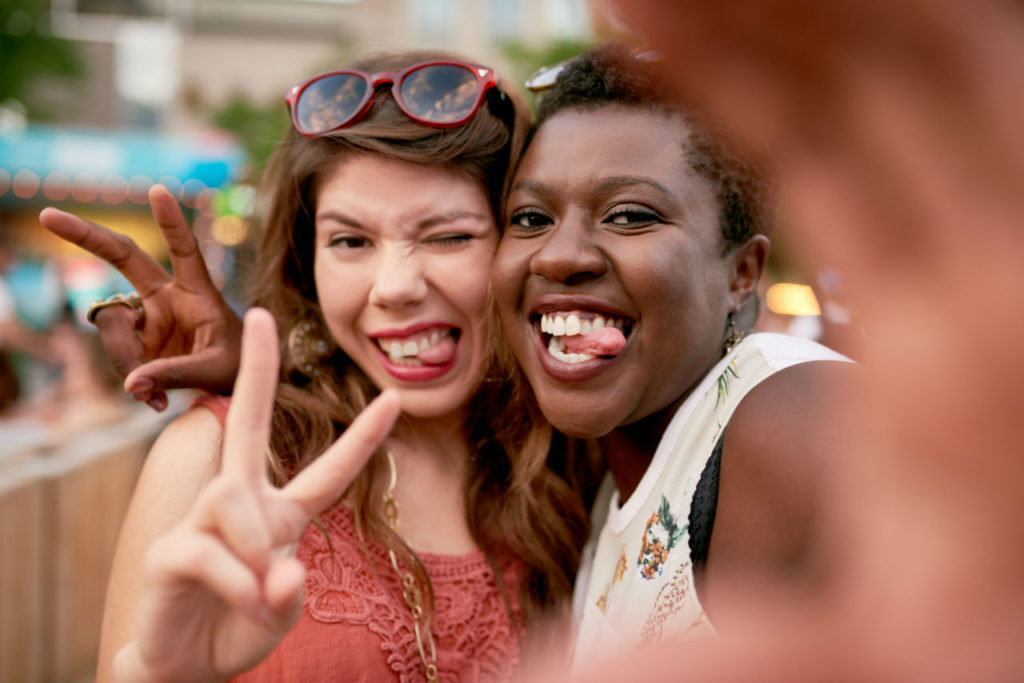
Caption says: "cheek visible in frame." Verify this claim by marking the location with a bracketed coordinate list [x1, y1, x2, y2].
[314, 258, 366, 342]
[491, 242, 529, 313]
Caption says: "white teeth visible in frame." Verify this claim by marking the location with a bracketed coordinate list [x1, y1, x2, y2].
[540, 312, 625, 338]
[547, 335, 595, 364]
[378, 329, 450, 360]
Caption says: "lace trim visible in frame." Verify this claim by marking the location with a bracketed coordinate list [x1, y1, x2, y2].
[299, 503, 523, 683]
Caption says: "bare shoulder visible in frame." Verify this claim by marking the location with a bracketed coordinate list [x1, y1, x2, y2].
[701, 360, 856, 621]
[135, 404, 225, 526]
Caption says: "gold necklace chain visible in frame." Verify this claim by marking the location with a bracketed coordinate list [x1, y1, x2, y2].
[383, 451, 439, 682]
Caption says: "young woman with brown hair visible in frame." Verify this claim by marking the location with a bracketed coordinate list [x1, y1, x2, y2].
[41, 50, 592, 683]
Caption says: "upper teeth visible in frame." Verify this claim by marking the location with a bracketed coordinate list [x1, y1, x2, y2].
[379, 329, 449, 360]
[540, 312, 624, 337]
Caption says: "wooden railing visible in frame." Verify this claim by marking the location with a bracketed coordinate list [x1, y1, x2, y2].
[0, 398, 189, 683]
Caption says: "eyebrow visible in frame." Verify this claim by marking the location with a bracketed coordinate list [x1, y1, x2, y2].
[509, 175, 674, 198]
[316, 210, 489, 231]
[418, 210, 489, 230]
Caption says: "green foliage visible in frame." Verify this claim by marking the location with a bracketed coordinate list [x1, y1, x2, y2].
[500, 38, 594, 111]
[658, 494, 686, 550]
[206, 42, 354, 179]
[0, 0, 83, 115]
[209, 96, 290, 180]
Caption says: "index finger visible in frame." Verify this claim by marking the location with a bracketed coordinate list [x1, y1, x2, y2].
[39, 207, 172, 296]
[221, 308, 280, 483]
[285, 390, 401, 517]
[148, 185, 217, 293]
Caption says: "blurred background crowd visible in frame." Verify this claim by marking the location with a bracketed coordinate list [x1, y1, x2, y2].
[1, 1, 863, 681]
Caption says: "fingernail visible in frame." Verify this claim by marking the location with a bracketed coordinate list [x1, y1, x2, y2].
[149, 396, 167, 412]
[127, 377, 154, 393]
[132, 392, 148, 402]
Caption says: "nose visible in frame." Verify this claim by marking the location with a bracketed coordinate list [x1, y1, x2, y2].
[368, 245, 428, 309]
[529, 211, 608, 285]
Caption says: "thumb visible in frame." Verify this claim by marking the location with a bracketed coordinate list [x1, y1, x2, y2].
[126, 347, 239, 395]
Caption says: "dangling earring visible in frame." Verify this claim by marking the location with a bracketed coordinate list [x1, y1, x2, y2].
[723, 312, 744, 355]
[287, 317, 333, 378]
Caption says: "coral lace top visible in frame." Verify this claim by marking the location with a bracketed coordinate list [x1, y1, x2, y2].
[196, 396, 524, 683]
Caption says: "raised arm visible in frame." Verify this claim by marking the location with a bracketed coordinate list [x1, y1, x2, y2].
[100, 309, 400, 683]
[39, 184, 243, 410]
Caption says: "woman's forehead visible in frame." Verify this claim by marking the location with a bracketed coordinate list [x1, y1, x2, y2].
[511, 107, 709, 200]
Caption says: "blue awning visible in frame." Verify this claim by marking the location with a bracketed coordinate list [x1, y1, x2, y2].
[0, 124, 246, 194]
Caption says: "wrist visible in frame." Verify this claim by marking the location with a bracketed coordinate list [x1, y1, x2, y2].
[112, 642, 226, 683]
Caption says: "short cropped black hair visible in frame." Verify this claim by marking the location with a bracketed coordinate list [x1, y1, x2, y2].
[534, 43, 772, 250]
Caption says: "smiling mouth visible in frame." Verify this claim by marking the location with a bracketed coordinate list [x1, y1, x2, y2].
[375, 327, 459, 366]
[536, 311, 632, 364]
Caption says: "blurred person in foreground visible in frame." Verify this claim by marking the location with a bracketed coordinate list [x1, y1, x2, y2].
[570, 0, 1024, 680]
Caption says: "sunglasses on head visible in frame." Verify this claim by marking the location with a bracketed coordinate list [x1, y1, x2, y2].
[286, 59, 503, 137]
[524, 47, 663, 92]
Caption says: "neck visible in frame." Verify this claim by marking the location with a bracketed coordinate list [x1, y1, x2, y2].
[598, 404, 680, 502]
[389, 411, 472, 473]
[385, 412, 478, 554]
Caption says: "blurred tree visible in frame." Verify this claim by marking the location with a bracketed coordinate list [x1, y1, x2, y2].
[0, 0, 82, 118]
[209, 96, 290, 181]
[500, 38, 593, 111]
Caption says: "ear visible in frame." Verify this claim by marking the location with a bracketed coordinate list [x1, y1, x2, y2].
[727, 235, 770, 313]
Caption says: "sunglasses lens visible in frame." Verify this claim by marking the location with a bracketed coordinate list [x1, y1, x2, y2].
[296, 73, 369, 134]
[399, 64, 481, 124]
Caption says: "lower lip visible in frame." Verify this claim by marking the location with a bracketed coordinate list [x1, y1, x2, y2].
[533, 328, 622, 383]
[374, 344, 457, 382]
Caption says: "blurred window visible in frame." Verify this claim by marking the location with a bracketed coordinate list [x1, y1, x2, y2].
[543, 0, 589, 38]
[408, 0, 456, 41]
[488, 0, 522, 40]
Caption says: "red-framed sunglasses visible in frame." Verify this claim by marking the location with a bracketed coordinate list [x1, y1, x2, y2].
[285, 60, 501, 137]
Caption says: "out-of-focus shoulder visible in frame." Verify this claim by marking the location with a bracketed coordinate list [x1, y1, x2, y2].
[145, 403, 226, 479]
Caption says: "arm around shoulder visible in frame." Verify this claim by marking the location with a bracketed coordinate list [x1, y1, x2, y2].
[95, 405, 224, 683]
[700, 360, 858, 625]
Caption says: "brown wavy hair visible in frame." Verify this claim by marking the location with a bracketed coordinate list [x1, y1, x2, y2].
[246, 51, 593, 637]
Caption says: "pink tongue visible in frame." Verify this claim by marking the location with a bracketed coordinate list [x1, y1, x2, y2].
[415, 335, 457, 365]
[562, 326, 627, 357]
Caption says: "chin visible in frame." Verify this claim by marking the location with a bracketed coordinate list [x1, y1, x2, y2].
[536, 398, 619, 439]
[393, 379, 483, 420]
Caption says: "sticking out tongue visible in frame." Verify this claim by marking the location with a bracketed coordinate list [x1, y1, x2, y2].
[415, 334, 457, 365]
[562, 326, 627, 357]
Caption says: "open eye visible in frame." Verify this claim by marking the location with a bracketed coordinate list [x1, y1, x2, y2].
[604, 206, 663, 229]
[326, 234, 370, 249]
[507, 208, 554, 232]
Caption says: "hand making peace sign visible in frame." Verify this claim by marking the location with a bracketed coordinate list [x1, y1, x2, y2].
[111, 309, 400, 683]
[39, 184, 243, 411]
